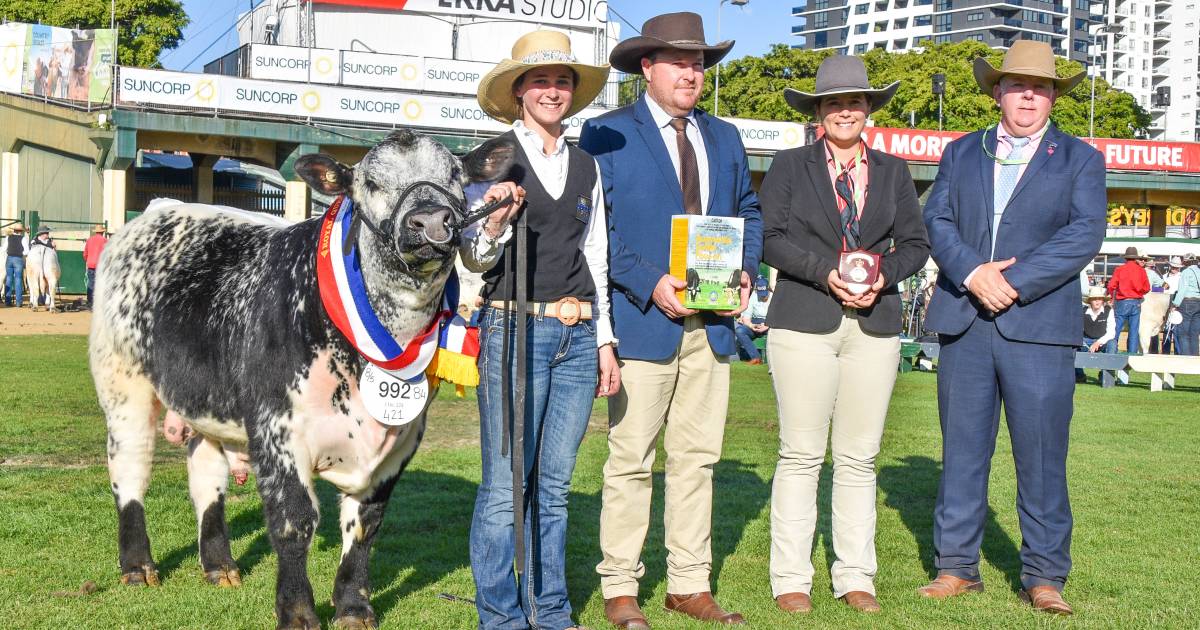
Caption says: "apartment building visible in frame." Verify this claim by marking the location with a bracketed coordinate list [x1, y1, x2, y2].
[792, 0, 1199, 140]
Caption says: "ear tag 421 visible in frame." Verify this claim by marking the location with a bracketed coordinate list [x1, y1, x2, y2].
[360, 364, 429, 427]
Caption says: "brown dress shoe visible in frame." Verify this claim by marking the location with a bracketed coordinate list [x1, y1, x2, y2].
[842, 591, 881, 612]
[1021, 586, 1073, 615]
[774, 592, 812, 613]
[604, 596, 650, 629]
[664, 592, 745, 625]
[916, 574, 984, 599]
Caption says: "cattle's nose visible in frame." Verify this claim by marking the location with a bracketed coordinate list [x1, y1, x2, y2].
[405, 207, 454, 244]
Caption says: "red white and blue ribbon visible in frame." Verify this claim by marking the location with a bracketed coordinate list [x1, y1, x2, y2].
[317, 196, 472, 379]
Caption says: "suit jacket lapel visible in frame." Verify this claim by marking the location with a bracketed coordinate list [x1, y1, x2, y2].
[1007, 124, 1058, 206]
[858, 147, 891, 245]
[695, 112, 720, 214]
[804, 143, 844, 240]
[633, 97, 684, 210]
[979, 127, 997, 244]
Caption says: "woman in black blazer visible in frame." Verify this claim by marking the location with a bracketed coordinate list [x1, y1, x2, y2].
[759, 55, 930, 615]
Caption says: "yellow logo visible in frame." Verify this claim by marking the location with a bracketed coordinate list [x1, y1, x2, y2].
[302, 90, 321, 112]
[783, 128, 800, 147]
[2, 43, 20, 77]
[314, 56, 334, 77]
[403, 100, 422, 121]
[401, 64, 419, 82]
[195, 79, 217, 103]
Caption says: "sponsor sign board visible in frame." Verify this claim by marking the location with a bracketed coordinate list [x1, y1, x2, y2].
[249, 45, 493, 96]
[727, 118, 806, 153]
[0, 23, 115, 103]
[310, 0, 609, 28]
[421, 57, 490, 94]
[341, 50, 421, 90]
[248, 44, 341, 84]
[0, 23, 26, 94]
[863, 126, 1200, 174]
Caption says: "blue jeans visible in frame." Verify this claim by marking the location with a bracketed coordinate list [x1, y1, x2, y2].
[1177, 299, 1200, 356]
[734, 323, 762, 360]
[1074, 336, 1101, 380]
[470, 306, 598, 630]
[5, 256, 24, 307]
[86, 268, 97, 306]
[1112, 298, 1142, 353]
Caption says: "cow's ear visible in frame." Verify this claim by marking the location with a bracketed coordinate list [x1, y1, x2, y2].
[461, 136, 516, 184]
[295, 154, 354, 195]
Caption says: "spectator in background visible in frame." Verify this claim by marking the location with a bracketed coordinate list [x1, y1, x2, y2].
[1172, 254, 1200, 356]
[1076, 286, 1116, 382]
[1163, 257, 1184, 295]
[1107, 246, 1151, 353]
[83, 224, 108, 310]
[1144, 256, 1165, 292]
[734, 276, 771, 364]
[4, 225, 28, 307]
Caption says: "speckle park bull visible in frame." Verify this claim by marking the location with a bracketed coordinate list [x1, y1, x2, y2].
[89, 130, 515, 629]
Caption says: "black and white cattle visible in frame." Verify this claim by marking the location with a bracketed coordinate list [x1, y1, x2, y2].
[90, 130, 514, 630]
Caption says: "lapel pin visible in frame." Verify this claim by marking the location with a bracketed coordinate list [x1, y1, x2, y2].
[1046, 141, 1057, 157]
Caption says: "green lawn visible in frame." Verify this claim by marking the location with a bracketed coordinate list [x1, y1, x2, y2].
[1, 335, 1198, 629]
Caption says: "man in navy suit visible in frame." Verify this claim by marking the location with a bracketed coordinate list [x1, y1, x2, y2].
[919, 41, 1106, 615]
[580, 11, 761, 628]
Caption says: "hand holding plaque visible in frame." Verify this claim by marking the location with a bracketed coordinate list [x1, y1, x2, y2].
[839, 249, 881, 295]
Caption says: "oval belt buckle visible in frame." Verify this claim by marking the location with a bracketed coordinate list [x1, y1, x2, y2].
[555, 297, 582, 326]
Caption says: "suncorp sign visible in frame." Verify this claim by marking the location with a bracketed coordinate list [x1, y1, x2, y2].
[249, 45, 491, 96]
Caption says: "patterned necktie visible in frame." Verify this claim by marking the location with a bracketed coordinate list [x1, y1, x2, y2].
[669, 117, 702, 215]
[834, 167, 860, 250]
[991, 135, 1029, 259]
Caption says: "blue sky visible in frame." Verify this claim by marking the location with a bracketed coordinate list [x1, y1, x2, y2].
[159, 0, 789, 72]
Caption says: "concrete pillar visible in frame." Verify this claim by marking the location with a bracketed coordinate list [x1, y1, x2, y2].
[192, 154, 219, 204]
[1, 152, 18, 224]
[284, 181, 311, 223]
[102, 168, 128, 232]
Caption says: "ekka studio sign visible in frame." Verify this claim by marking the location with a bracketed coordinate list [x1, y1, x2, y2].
[862, 127, 1200, 174]
[310, 0, 608, 28]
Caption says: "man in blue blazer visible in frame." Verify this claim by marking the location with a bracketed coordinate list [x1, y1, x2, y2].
[579, 11, 761, 628]
[919, 41, 1106, 615]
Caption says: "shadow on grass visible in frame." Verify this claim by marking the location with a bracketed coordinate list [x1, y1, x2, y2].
[879, 455, 1023, 592]
[564, 459, 769, 613]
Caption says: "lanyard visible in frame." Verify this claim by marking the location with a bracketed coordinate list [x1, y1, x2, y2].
[981, 125, 1037, 166]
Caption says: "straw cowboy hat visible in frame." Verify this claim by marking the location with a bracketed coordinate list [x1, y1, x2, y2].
[1122, 246, 1144, 259]
[93, 224, 106, 233]
[784, 55, 899, 115]
[608, 12, 734, 75]
[476, 30, 610, 125]
[973, 40, 1085, 95]
[1169, 256, 1183, 268]
[1084, 286, 1109, 302]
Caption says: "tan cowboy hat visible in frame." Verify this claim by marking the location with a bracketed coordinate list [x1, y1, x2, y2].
[92, 224, 106, 233]
[784, 55, 899, 115]
[609, 12, 733, 75]
[973, 40, 1085, 95]
[1084, 286, 1109, 302]
[476, 30, 610, 125]
[11, 224, 24, 232]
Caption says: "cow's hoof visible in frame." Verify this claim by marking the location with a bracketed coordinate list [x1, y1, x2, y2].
[204, 566, 242, 587]
[277, 604, 321, 630]
[333, 613, 378, 630]
[119, 565, 160, 587]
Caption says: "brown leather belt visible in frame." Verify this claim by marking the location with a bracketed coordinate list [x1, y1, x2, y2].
[489, 297, 593, 325]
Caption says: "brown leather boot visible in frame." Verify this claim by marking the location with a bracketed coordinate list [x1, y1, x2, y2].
[841, 591, 881, 612]
[1021, 586, 1073, 615]
[663, 592, 745, 625]
[774, 592, 812, 613]
[604, 596, 650, 629]
[916, 574, 985, 599]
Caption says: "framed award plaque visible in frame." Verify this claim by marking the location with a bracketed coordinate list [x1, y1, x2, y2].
[839, 249, 881, 295]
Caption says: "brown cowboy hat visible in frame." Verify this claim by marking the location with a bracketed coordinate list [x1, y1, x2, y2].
[476, 30, 610, 125]
[784, 55, 899, 115]
[609, 12, 733, 75]
[1122, 246, 1144, 259]
[973, 40, 1085, 95]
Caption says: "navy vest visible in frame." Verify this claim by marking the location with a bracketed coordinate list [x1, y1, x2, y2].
[5, 234, 23, 257]
[484, 131, 598, 303]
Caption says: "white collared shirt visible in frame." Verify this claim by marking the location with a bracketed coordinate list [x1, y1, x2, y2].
[460, 120, 615, 347]
[644, 94, 710, 214]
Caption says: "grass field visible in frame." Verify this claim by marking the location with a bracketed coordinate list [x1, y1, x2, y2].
[1, 334, 1198, 629]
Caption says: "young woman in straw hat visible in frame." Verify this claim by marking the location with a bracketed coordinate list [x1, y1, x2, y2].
[462, 30, 615, 630]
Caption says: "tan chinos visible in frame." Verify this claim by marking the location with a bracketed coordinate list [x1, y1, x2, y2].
[768, 313, 899, 598]
[597, 315, 731, 597]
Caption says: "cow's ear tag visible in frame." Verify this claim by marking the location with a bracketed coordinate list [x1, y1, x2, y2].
[360, 365, 428, 427]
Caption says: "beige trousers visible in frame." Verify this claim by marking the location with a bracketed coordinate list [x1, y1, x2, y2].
[597, 315, 731, 597]
[767, 315, 899, 598]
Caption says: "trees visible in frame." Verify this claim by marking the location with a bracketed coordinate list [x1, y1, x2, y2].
[699, 42, 1151, 139]
[0, 0, 189, 67]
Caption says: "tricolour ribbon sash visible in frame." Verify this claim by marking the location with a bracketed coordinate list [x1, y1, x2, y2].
[317, 196, 478, 384]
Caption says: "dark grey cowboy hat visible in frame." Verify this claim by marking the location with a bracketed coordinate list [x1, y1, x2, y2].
[784, 55, 899, 115]
[609, 12, 734, 75]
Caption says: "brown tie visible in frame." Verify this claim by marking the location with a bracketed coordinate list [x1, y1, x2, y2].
[669, 117, 702, 215]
